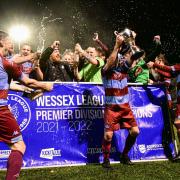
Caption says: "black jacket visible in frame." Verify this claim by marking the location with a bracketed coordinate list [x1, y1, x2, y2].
[39, 47, 74, 81]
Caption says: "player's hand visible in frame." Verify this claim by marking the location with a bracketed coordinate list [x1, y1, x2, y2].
[31, 52, 41, 62]
[43, 83, 53, 91]
[29, 89, 44, 100]
[24, 86, 34, 93]
[93, 33, 99, 41]
[33, 59, 40, 69]
[153, 35, 160, 41]
[132, 31, 137, 39]
[115, 34, 124, 48]
[148, 79, 154, 84]
[75, 43, 84, 54]
[51, 41, 60, 49]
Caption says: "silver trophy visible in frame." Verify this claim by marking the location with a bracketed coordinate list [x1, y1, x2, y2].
[114, 28, 144, 59]
[114, 28, 135, 44]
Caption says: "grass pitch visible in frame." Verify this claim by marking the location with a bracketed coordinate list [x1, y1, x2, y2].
[0, 161, 180, 180]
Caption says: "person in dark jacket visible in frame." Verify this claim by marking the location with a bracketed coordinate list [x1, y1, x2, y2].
[39, 41, 75, 81]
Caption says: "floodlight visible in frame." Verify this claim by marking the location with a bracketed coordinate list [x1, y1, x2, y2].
[9, 25, 30, 42]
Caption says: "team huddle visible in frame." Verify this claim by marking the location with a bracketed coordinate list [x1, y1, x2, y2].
[0, 27, 179, 179]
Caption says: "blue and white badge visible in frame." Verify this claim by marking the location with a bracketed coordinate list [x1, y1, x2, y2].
[8, 94, 31, 131]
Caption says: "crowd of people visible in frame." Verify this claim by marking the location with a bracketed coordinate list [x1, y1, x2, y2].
[0, 27, 180, 179]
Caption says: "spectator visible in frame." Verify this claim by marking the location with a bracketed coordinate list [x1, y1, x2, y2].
[39, 41, 75, 81]
[147, 61, 180, 161]
[75, 44, 105, 83]
[12, 44, 43, 80]
[62, 49, 80, 81]
[128, 36, 161, 84]
[4, 43, 41, 93]
[149, 54, 172, 107]
[93, 32, 110, 58]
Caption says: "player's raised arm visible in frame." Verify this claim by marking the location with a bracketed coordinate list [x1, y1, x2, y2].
[103, 34, 124, 71]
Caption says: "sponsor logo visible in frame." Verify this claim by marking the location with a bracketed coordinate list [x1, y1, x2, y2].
[87, 147, 116, 154]
[40, 148, 61, 160]
[138, 144, 163, 154]
[8, 94, 31, 131]
[0, 150, 11, 159]
[146, 144, 163, 150]
[138, 144, 146, 153]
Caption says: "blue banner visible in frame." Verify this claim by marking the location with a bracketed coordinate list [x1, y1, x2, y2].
[0, 83, 176, 169]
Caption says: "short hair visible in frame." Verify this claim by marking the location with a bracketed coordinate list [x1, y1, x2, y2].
[62, 49, 73, 56]
[21, 44, 31, 49]
[157, 53, 169, 65]
[0, 31, 9, 41]
[96, 46, 106, 57]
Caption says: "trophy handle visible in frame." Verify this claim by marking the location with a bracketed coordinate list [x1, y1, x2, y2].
[114, 31, 119, 36]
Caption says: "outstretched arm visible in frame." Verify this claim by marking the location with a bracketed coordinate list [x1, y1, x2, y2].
[19, 75, 53, 91]
[39, 40, 60, 72]
[93, 33, 109, 55]
[5, 60, 52, 92]
[39, 47, 53, 73]
[154, 63, 180, 73]
[103, 34, 124, 72]
[156, 69, 171, 78]
[75, 43, 99, 66]
[13, 53, 40, 64]
[144, 35, 161, 63]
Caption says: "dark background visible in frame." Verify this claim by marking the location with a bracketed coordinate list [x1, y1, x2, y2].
[0, 0, 179, 63]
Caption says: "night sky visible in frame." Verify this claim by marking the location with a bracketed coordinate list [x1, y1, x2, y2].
[0, 0, 179, 63]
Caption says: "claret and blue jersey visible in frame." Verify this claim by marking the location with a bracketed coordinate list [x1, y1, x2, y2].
[102, 56, 131, 105]
[0, 55, 23, 106]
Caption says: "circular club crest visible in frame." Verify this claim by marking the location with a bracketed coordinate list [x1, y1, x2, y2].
[8, 94, 31, 131]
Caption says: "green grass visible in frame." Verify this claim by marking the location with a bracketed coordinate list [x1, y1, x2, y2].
[0, 161, 180, 180]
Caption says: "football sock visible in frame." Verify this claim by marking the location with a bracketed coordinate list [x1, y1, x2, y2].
[122, 134, 137, 156]
[5, 150, 23, 180]
[102, 139, 111, 160]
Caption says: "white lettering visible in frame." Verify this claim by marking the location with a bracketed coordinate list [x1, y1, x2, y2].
[75, 109, 103, 120]
[36, 95, 75, 107]
[36, 110, 73, 120]
[76, 95, 104, 106]
[132, 108, 152, 118]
